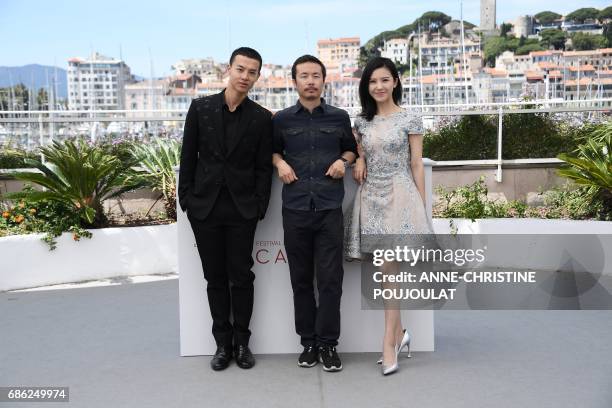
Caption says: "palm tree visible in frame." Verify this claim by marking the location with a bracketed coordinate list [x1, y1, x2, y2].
[558, 123, 612, 220]
[5, 140, 143, 227]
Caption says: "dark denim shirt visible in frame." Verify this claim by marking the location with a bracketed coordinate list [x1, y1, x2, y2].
[273, 99, 357, 211]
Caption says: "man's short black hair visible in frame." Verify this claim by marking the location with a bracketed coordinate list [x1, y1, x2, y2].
[229, 47, 263, 73]
[291, 54, 326, 80]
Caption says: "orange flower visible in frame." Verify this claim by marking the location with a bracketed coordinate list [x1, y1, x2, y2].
[14, 215, 25, 223]
[72, 233, 80, 241]
[2, 211, 9, 219]
[29, 208, 37, 215]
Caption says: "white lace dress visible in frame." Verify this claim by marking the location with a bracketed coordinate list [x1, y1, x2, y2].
[344, 109, 436, 260]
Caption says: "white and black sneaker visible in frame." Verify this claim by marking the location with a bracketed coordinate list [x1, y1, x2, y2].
[318, 346, 342, 372]
[298, 346, 318, 367]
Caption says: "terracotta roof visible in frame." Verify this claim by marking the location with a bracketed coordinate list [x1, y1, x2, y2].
[537, 61, 559, 69]
[530, 50, 564, 58]
[254, 76, 292, 88]
[325, 73, 360, 83]
[530, 50, 553, 57]
[563, 48, 612, 56]
[548, 70, 562, 78]
[418, 74, 459, 84]
[196, 82, 225, 90]
[484, 67, 508, 77]
[525, 70, 544, 80]
[564, 50, 599, 57]
[569, 65, 595, 72]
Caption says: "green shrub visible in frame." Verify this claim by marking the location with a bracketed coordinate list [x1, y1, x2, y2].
[424, 116, 497, 160]
[423, 113, 582, 161]
[435, 176, 508, 220]
[0, 149, 39, 169]
[541, 184, 608, 220]
[1, 185, 91, 249]
[434, 178, 606, 221]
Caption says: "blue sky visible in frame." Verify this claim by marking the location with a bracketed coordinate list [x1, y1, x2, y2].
[0, 0, 609, 76]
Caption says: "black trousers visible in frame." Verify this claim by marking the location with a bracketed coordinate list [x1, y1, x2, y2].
[282, 207, 344, 347]
[188, 187, 258, 347]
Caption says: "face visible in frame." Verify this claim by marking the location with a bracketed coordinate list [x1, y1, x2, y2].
[368, 66, 398, 104]
[293, 62, 325, 101]
[227, 54, 260, 95]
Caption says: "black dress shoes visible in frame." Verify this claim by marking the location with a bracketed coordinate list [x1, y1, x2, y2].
[210, 345, 233, 371]
[234, 345, 255, 369]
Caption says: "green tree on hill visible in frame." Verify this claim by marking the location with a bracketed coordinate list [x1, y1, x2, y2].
[571, 32, 608, 50]
[483, 36, 506, 66]
[359, 11, 472, 68]
[599, 6, 612, 21]
[566, 7, 600, 24]
[534, 11, 562, 25]
[540, 28, 567, 50]
[414, 11, 452, 32]
[500, 23, 513, 37]
[516, 43, 546, 55]
[603, 22, 612, 47]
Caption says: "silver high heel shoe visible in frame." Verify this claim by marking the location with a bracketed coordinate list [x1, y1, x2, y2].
[381, 344, 399, 375]
[399, 329, 411, 358]
[377, 329, 411, 364]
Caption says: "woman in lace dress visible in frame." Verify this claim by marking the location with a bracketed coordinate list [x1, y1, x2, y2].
[344, 57, 435, 375]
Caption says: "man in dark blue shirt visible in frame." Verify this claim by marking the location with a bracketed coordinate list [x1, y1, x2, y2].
[272, 55, 357, 372]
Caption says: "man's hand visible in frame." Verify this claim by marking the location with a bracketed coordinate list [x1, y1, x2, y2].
[325, 159, 346, 179]
[353, 157, 367, 184]
[276, 160, 298, 184]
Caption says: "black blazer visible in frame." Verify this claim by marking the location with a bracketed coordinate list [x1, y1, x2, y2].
[178, 91, 273, 220]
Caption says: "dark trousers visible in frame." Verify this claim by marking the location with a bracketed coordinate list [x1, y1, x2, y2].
[282, 207, 344, 347]
[188, 187, 258, 347]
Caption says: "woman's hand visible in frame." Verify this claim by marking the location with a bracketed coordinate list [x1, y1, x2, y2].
[353, 157, 367, 184]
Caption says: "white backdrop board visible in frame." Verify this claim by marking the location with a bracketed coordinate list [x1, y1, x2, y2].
[177, 163, 435, 355]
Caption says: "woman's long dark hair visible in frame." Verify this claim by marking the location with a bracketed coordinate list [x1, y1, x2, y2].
[358, 57, 402, 121]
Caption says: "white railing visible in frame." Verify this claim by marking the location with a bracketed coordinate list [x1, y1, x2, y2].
[1, 98, 610, 182]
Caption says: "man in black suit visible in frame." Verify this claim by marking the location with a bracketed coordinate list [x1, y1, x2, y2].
[178, 47, 273, 371]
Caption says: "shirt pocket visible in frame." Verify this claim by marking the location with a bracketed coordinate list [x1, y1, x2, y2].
[283, 127, 306, 152]
[318, 126, 342, 150]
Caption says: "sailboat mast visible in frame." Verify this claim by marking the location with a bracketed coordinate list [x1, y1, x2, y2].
[460, 0, 469, 104]
[418, 25, 424, 107]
